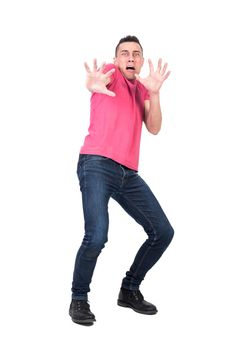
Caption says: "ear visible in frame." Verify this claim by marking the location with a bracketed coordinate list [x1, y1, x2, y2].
[113, 57, 117, 64]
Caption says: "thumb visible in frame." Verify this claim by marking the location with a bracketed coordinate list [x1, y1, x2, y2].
[135, 74, 140, 80]
[135, 74, 143, 84]
[105, 89, 116, 97]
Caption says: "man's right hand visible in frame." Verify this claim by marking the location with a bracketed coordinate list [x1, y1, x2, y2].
[84, 59, 116, 97]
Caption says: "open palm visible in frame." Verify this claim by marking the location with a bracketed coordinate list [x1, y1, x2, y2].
[84, 59, 116, 97]
[135, 58, 171, 94]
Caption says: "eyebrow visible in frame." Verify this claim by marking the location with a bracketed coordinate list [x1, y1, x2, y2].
[120, 50, 142, 54]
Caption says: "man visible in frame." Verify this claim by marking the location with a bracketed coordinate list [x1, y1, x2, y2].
[69, 36, 174, 326]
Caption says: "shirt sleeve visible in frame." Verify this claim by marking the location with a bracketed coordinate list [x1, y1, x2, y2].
[143, 87, 150, 100]
[103, 63, 117, 86]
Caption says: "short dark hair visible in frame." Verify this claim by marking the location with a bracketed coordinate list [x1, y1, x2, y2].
[115, 35, 143, 57]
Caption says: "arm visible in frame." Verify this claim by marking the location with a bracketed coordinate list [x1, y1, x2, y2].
[144, 93, 162, 135]
[136, 58, 170, 135]
[84, 59, 116, 97]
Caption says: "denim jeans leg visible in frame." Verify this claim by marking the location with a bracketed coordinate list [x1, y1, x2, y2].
[71, 155, 112, 300]
[112, 171, 174, 290]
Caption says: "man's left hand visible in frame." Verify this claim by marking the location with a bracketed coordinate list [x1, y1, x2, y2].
[135, 58, 171, 94]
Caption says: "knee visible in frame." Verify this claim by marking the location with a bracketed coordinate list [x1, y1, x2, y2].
[82, 232, 108, 258]
[149, 221, 174, 248]
[167, 224, 174, 244]
[160, 222, 174, 247]
[86, 242, 107, 258]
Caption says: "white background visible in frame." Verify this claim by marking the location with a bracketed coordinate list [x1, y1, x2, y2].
[0, 0, 234, 348]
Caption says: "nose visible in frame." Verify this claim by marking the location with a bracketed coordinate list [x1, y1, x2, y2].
[128, 55, 134, 62]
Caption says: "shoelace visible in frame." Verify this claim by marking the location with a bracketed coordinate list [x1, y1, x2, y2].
[131, 290, 144, 301]
[74, 300, 90, 311]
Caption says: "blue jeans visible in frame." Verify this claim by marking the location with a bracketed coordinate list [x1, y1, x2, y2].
[72, 154, 174, 300]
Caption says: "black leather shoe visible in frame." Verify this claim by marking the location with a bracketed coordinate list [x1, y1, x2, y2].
[117, 288, 158, 315]
[69, 300, 96, 326]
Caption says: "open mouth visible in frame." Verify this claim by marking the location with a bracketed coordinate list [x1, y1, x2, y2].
[126, 66, 135, 71]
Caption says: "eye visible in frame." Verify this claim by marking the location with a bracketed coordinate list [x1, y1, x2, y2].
[121, 51, 129, 57]
[133, 52, 141, 58]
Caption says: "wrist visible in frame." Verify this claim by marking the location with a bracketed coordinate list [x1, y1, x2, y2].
[149, 90, 160, 98]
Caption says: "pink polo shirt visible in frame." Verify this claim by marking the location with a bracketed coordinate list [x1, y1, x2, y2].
[80, 64, 149, 170]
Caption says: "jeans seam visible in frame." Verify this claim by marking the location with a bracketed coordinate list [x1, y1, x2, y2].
[127, 244, 152, 288]
[120, 193, 158, 240]
[119, 194, 158, 283]
[73, 163, 89, 297]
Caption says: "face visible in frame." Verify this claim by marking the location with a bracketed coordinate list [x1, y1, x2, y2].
[114, 42, 144, 80]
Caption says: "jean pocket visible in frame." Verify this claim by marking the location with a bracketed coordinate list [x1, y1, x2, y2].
[77, 154, 109, 173]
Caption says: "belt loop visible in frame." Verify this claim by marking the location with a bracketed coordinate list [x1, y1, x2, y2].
[120, 165, 126, 178]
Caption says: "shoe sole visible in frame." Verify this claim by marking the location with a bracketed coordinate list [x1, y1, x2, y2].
[117, 300, 158, 315]
[71, 318, 96, 326]
[69, 311, 96, 326]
